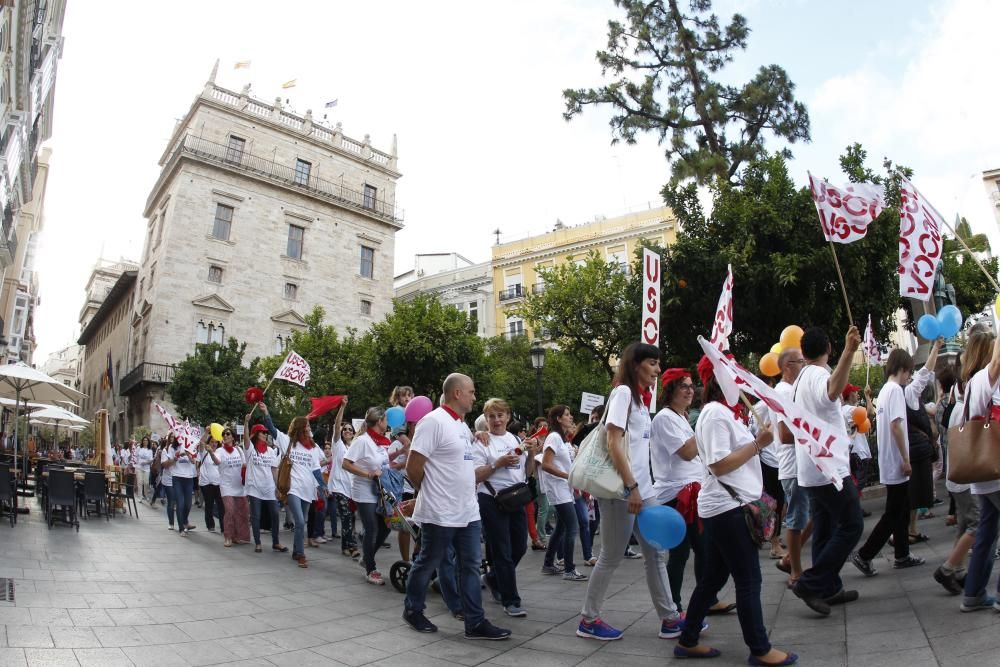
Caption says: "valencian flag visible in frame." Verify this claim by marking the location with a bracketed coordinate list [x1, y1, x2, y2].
[102, 350, 114, 392]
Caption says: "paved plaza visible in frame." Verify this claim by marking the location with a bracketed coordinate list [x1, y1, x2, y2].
[1, 490, 999, 666]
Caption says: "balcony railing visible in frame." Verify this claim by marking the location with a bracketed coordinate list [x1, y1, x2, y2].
[498, 285, 526, 302]
[0, 204, 15, 266]
[119, 362, 177, 396]
[531, 283, 546, 295]
[176, 134, 404, 224]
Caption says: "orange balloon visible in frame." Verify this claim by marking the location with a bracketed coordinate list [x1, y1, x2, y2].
[852, 406, 866, 427]
[678, 279, 687, 289]
[858, 418, 871, 434]
[759, 352, 780, 377]
[780, 325, 804, 350]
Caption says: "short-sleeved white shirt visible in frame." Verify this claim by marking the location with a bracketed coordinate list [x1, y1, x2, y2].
[198, 450, 220, 486]
[472, 431, 527, 495]
[542, 432, 574, 505]
[327, 439, 353, 496]
[170, 443, 198, 479]
[287, 442, 322, 503]
[136, 448, 153, 471]
[695, 402, 762, 518]
[245, 446, 278, 499]
[650, 408, 703, 503]
[159, 448, 174, 486]
[771, 381, 798, 480]
[792, 365, 850, 487]
[217, 447, 246, 497]
[345, 433, 389, 503]
[410, 407, 479, 527]
[955, 368, 1000, 495]
[605, 384, 654, 500]
[842, 405, 872, 460]
[534, 453, 548, 495]
[875, 380, 908, 485]
[387, 439, 414, 494]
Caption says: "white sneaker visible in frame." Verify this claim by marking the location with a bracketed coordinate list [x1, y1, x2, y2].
[316, 536, 328, 544]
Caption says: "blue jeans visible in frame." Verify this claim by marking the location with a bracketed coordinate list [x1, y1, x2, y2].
[287, 495, 311, 556]
[173, 476, 195, 529]
[544, 502, 577, 572]
[357, 502, 391, 574]
[679, 507, 770, 657]
[574, 496, 594, 560]
[963, 492, 1000, 605]
[164, 483, 176, 527]
[405, 521, 485, 631]
[438, 545, 463, 614]
[249, 495, 281, 547]
[479, 493, 528, 607]
[799, 477, 864, 598]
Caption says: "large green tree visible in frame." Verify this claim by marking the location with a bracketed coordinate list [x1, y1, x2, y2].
[167, 338, 259, 426]
[563, 0, 810, 187]
[942, 218, 998, 317]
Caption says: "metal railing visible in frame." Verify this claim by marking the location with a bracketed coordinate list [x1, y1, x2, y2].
[177, 134, 404, 224]
[531, 283, 546, 295]
[498, 285, 525, 302]
[119, 362, 177, 396]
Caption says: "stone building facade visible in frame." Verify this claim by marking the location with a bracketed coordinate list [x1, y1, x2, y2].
[40, 341, 80, 388]
[394, 253, 494, 338]
[122, 65, 403, 434]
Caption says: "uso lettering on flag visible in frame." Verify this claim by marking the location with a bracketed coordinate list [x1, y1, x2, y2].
[274, 350, 311, 387]
[898, 177, 943, 302]
[708, 265, 734, 352]
[641, 249, 660, 346]
[808, 172, 885, 244]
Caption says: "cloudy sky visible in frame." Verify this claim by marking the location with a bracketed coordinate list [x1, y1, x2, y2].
[33, 0, 1000, 361]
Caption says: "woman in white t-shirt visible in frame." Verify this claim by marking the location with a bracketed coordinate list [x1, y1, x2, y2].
[285, 416, 325, 569]
[242, 405, 287, 554]
[579, 343, 679, 642]
[330, 414, 359, 557]
[541, 405, 586, 582]
[343, 407, 392, 584]
[136, 437, 153, 502]
[651, 368, 731, 617]
[950, 331, 1000, 610]
[159, 435, 177, 529]
[473, 398, 539, 616]
[673, 354, 794, 665]
[215, 427, 250, 547]
[387, 426, 415, 561]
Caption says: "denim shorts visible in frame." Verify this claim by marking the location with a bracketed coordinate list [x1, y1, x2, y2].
[780, 478, 810, 531]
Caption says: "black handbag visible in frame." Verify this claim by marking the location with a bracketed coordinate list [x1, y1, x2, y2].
[485, 479, 535, 512]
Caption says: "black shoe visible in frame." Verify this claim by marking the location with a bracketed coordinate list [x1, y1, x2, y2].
[465, 620, 511, 640]
[862, 509, 872, 517]
[850, 551, 878, 577]
[824, 589, 859, 605]
[791, 583, 831, 616]
[403, 610, 437, 633]
[893, 555, 925, 569]
[934, 566, 963, 595]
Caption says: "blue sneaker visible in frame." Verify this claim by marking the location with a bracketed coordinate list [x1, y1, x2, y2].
[961, 596, 996, 612]
[576, 617, 623, 641]
[659, 618, 683, 639]
[679, 613, 709, 634]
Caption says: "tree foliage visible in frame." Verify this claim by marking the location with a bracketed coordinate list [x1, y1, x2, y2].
[942, 218, 998, 317]
[564, 0, 810, 187]
[167, 338, 259, 427]
[658, 149, 906, 366]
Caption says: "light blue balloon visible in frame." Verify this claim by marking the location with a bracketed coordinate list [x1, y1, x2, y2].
[936, 305, 963, 339]
[386, 406, 406, 429]
[636, 505, 686, 550]
[916, 314, 940, 341]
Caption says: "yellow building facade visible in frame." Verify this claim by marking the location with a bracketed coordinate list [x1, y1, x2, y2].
[491, 206, 678, 338]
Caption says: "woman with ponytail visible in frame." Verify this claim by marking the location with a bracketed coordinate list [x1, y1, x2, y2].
[286, 416, 326, 568]
[216, 426, 251, 547]
[343, 407, 392, 584]
[243, 405, 287, 554]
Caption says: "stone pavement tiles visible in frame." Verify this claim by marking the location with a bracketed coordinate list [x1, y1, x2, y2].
[0, 486, 996, 666]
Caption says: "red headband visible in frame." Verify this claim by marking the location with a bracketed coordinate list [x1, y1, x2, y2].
[661, 368, 692, 389]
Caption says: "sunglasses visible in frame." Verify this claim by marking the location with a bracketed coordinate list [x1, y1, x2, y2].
[222, 431, 233, 436]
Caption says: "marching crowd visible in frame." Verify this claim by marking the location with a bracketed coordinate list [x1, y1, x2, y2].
[101, 320, 1000, 665]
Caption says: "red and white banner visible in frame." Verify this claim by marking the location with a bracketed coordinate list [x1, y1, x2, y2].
[641, 248, 661, 411]
[708, 265, 734, 352]
[808, 172, 885, 244]
[274, 350, 311, 387]
[864, 314, 882, 365]
[154, 402, 201, 449]
[898, 177, 944, 302]
[697, 337, 846, 490]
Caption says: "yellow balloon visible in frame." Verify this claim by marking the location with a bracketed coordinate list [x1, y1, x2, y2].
[770, 343, 783, 355]
[209, 423, 224, 441]
[780, 325, 804, 350]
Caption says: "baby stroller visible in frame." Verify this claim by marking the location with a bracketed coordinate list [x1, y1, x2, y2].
[373, 470, 424, 593]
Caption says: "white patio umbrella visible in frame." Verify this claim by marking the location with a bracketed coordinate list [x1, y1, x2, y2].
[29, 407, 90, 451]
[0, 363, 85, 477]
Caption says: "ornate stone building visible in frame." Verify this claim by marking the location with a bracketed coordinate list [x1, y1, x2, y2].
[122, 65, 403, 433]
[394, 253, 494, 339]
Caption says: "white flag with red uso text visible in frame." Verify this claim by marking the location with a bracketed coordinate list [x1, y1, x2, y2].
[808, 172, 885, 244]
[898, 177, 944, 302]
[274, 350, 311, 387]
[864, 314, 882, 365]
[153, 402, 200, 449]
[708, 265, 734, 352]
[697, 337, 846, 490]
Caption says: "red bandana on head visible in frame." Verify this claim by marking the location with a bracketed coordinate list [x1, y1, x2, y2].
[660, 368, 691, 389]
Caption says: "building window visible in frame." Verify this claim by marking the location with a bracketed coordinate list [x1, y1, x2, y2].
[212, 203, 234, 241]
[195, 320, 208, 345]
[283, 282, 298, 300]
[469, 301, 478, 325]
[225, 135, 246, 163]
[294, 159, 311, 186]
[207, 265, 223, 284]
[275, 334, 288, 354]
[507, 319, 524, 339]
[360, 299, 372, 316]
[359, 245, 374, 279]
[208, 323, 225, 345]
[363, 184, 377, 210]
[155, 212, 165, 246]
[286, 225, 304, 259]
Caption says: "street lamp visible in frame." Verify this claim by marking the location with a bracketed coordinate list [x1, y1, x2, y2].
[530, 341, 546, 418]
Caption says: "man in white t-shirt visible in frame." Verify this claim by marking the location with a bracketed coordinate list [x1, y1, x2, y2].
[403, 373, 511, 642]
[788, 325, 863, 617]
[772, 347, 812, 586]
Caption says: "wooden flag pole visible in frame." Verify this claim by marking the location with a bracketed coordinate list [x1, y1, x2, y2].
[828, 241, 855, 327]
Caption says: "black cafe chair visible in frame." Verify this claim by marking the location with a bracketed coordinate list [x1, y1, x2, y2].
[0, 463, 15, 526]
[109, 473, 138, 518]
[47, 469, 78, 531]
[83, 472, 109, 521]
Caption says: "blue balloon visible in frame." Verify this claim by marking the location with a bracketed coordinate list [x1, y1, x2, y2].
[636, 505, 686, 550]
[916, 314, 940, 341]
[936, 305, 963, 339]
[386, 406, 406, 429]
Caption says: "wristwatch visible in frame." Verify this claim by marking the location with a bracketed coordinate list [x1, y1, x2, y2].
[623, 482, 638, 497]
[490, 462, 497, 472]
